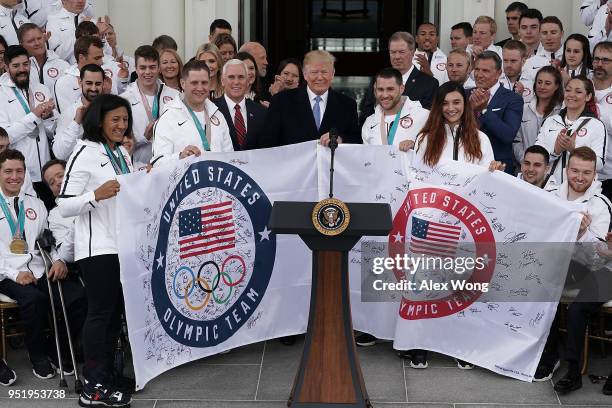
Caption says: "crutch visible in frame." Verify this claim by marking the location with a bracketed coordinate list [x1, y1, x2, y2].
[36, 230, 83, 394]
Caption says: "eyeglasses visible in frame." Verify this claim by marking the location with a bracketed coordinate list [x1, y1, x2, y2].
[593, 57, 612, 64]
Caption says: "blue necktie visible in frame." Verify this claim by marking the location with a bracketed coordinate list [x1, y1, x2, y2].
[313, 96, 322, 130]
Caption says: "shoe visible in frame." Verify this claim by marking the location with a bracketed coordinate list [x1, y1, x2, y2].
[355, 333, 377, 347]
[456, 359, 474, 370]
[533, 359, 560, 382]
[603, 375, 612, 395]
[280, 335, 296, 345]
[410, 352, 428, 369]
[111, 374, 135, 394]
[49, 355, 75, 376]
[397, 350, 411, 359]
[32, 358, 55, 379]
[79, 382, 131, 407]
[554, 372, 582, 394]
[0, 359, 16, 386]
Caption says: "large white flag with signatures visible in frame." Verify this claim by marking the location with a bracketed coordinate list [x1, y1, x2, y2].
[117, 142, 317, 389]
[118, 143, 582, 388]
[318, 144, 582, 381]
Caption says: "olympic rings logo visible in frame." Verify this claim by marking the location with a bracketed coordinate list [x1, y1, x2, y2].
[172, 255, 247, 311]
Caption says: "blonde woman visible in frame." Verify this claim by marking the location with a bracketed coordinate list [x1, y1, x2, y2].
[196, 43, 224, 99]
[159, 48, 183, 92]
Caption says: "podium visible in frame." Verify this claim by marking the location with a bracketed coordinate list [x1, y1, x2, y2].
[269, 201, 392, 407]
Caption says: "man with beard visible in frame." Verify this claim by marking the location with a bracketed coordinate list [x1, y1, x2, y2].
[0, 45, 56, 208]
[517, 145, 554, 189]
[499, 40, 534, 103]
[361, 67, 429, 150]
[18, 24, 70, 91]
[52, 64, 103, 160]
[591, 41, 612, 199]
[550, 147, 612, 393]
[120, 45, 179, 163]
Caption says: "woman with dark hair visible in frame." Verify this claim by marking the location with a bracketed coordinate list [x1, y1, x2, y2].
[414, 81, 496, 168]
[514, 66, 564, 165]
[235, 51, 264, 103]
[269, 58, 304, 96]
[214, 33, 237, 62]
[58, 94, 134, 407]
[536, 76, 606, 184]
[559, 34, 593, 84]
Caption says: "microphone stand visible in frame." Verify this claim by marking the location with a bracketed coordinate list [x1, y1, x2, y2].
[328, 129, 338, 198]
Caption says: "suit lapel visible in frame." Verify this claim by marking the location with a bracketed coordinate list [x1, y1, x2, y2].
[216, 97, 239, 150]
[488, 84, 503, 108]
[319, 90, 334, 133]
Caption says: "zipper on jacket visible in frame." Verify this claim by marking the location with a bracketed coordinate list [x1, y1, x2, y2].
[88, 212, 92, 257]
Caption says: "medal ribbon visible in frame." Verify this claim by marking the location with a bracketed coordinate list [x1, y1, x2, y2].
[103, 144, 130, 175]
[137, 83, 160, 122]
[183, 101, 211, 151]
[12, 87, 33, 114]
[0, 193, 25, 239]
[380, 109, 403, 145]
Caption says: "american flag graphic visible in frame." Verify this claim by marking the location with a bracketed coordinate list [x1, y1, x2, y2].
[178, 201, 236, 259]
[408, 216, 461, 257]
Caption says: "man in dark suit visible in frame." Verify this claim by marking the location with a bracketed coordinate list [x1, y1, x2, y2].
[469, 51, 523, 175]
[259, 50, 360, 148]
[214, 59, 267, 150]
[359, 31, 438, 126]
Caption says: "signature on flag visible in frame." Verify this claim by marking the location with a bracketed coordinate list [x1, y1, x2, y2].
[178, 201, 236, 259]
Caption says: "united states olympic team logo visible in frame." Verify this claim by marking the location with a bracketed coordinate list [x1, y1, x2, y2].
[389, 187, 496, 320]
[152, 160, 276, 347]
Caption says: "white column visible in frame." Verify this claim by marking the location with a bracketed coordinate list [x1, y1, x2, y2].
[152, 0, 185, 58]
[108, 0, 152, 58]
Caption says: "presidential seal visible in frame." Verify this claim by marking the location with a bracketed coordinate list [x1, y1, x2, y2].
[152, 160, 276, 347]
[312, 198, 350, 236]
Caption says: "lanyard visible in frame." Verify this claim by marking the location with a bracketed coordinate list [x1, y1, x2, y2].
[103, 143, 130, 175]
[183, 101, 211, 151]
[137, 83, 160, 122]
[12, 87, 32, 114]
[380, 109, 403, 145]
[0, 193, 24, 238]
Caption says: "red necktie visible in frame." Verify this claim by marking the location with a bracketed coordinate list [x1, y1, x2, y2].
[234, 104, 247, 148]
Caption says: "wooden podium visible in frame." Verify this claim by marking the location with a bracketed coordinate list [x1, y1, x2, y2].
[269, 201, 391, 407]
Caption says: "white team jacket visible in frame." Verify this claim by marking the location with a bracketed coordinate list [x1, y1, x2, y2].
[588, 5, 612, 51]
[0, 73, 56, 183]
[120, 81, 180, 164]
[29, 51, 70, 91]
[0, 191, 60, 282]
[52, 98, 83, 160]
[536, 111, 607, 183]
[151, 97, 233, 166]
[581, 0, 605, 27]
[19, 0, 94, 28]
[48, 205, 75, 264]
[0, 4, 29, 46]
[413, 48, 447, 84]
[46, 7, 94, 63]
[597, 86, 612, 180]
[499, 72, 534, 104]
[523, 45, 564, 80]
[514, 100, 561, 165]
[58, 139, 134, 261]
[552, 178, 611, 243]
[361, 97, 429, 146]
[53, 64, 128, 114]
[414, 124, 495, 167]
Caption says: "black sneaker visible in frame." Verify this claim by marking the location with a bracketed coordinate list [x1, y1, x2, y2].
[49, 355, 75, 376]
[534, 359, 560, 382]
[554, 372, 582, 394]
[32, 358, 55, 379]
[0, 359, 16, 386]
[603, 375, 612, 395]
[456, 359, 474, 370]
[355, 333, 377, 347]
[112, 374, 136, 394]
[79, 383, 132, 407]
[397, 350, 412, 359]
[410, 352, 428, 369]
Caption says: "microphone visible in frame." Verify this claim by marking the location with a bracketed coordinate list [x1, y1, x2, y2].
[329, 128, 339, 150]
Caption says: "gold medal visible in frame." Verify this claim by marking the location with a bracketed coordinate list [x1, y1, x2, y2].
[9, 238, 27, 254]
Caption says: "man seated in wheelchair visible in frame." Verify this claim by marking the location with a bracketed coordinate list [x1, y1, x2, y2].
[0, 149, 86, 386]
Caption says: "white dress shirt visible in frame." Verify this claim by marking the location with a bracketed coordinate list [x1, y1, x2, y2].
[306, 87, 328, 121]
[223, 94, 248, 132]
